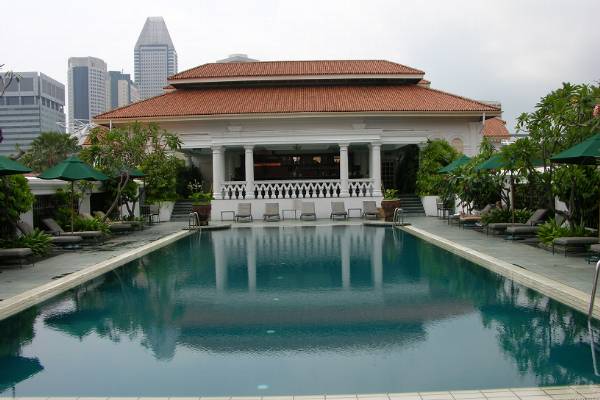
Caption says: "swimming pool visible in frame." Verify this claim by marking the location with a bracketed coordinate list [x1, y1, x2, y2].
[0, 226, 598, 396]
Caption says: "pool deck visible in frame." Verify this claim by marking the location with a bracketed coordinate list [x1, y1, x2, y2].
[402, 216, 599, 318]
[2, 385, 600, 400]
[0, 221, 191, 319]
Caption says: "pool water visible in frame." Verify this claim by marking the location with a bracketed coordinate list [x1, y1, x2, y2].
[0, 226, 598, 396]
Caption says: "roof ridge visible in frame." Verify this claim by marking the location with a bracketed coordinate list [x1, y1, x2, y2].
[419, 86, 501, 111]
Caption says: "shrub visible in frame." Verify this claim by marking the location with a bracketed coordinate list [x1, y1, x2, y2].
[0, 229, 52, 256]
[481, 208, 533, 225]
[537, 219, 591, 245]
[383, 189, 399, 200]
[74, 217, 110, 234]
[190, 191, 213, 205]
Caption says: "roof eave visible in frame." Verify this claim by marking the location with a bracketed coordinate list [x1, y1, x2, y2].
[94, 110, 502, 125]
[168, 73, 425, 85]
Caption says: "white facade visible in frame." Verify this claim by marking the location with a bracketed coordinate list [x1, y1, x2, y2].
[67, 56, 107, 127]
[134, 17, 177, 99]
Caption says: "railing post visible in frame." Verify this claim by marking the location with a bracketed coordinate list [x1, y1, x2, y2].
[339, 143, 350, 197]
[244, 145, 255, 199]
[211, 145, 224, 200]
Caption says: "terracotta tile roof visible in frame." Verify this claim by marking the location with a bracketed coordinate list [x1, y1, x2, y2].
[483, 117, 510, 137]
[170, 60, 424, 80]
[95, 85, 500, 120]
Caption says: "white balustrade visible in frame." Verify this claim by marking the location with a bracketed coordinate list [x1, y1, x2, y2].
[220, 179, 375, 200]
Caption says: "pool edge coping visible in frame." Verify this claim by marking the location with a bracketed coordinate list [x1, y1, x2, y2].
[2, 384, 600, 399]
[0, 229, 193, 321]
[399, 224, 600, 320]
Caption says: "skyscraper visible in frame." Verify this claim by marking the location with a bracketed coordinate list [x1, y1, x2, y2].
[67, 56, 107, 127]
[134, 17, 177, 100]
[106, 71, 140, 110]
[0, 72, 66, 155]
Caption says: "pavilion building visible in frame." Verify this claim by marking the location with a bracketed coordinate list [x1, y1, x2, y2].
[94, 59, 503, 219]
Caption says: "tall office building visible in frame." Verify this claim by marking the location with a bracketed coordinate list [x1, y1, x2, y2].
[67, 56, 107, 128]
[134, 17, 177, 99]
[106, 71, 140, 110]
[0, 72, 66, 155]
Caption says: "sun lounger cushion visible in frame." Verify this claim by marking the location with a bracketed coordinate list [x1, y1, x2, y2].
[363, 201, 378, 219]
[0, 248, 33, 257]
[553, 237, 599, 246]
[16, 220, 82, 245]
[505, 225, 540, 235]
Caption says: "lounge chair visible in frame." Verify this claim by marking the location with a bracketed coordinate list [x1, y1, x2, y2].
[149, 205, 160, 223]
[362, 201, 378, 219]
[506, 215, 565, 239]
[263, 203, 280, 221]
[487, 209, 548, 235]
[330, 202, 348, 220]
[42, 218, 103, 240]
[0, 248, 34, 268]
[89, 211, 135, 232]
[300, 202, 316, 220]
[16, 221, 82, 246]
[458, 204, 494, 228]
[236, 203, 253, 222]
[552, 236, 599, 256]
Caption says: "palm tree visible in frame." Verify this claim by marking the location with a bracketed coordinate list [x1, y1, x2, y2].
[20, 132, 80, 172]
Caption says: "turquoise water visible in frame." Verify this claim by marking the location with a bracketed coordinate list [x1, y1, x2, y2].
[0, 226, 598, 396]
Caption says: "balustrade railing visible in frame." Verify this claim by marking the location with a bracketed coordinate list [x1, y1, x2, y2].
[220, 179, 374, 200]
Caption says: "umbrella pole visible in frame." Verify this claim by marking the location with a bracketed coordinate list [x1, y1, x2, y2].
[71, 181, 75, 233]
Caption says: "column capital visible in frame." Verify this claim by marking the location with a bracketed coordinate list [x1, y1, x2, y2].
[369, 141, 382, 149]
[338, 142, 350, 149]
[211, 145, 224, 152]
[243, 144, 255, 151]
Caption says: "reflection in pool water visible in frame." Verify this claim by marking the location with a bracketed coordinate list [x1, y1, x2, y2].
[0, 226, 598, 396]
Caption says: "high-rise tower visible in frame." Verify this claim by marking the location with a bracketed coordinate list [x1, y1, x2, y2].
[67, 56, 107, 127]
[134, 17, 177, 99]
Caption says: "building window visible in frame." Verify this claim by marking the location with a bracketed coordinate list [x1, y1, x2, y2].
[451, 138, 464, 153]
[22, 96, 35, 105]
[5, 96, 19, 105]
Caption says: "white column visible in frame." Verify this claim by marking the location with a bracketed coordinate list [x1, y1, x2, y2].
[339, 143, 350, 197]
[370, 142, 382, 196]
[212, 145, 224, 200]
[244, 145, 255, 199]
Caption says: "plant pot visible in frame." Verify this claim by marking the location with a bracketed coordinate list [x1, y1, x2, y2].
[381, 199, 401, 221]
[158, 201, 175, 222]
[192, 203, 211, 226]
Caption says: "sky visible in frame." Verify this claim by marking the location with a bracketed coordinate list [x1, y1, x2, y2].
[3, 0, 599, 132]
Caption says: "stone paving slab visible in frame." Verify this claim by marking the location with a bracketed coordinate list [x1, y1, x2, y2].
[0, 222, 188, 305]
[3, 386, 600, 400]
[404, 217, 597, 296]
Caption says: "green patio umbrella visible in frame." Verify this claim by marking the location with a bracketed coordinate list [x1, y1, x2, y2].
[38, 155, 109, 232]
[0, 155, 32, 176]
[438, 155, 471, 174]
[552, 132, 600, 237]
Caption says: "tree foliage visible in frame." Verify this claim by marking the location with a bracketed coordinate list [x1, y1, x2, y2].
[20, 131, 80, 172]
[0, 175, 34, 239]
[80, 122, 182, 219]
[516, 82, 600, 227]
[416, 139, 459, 196]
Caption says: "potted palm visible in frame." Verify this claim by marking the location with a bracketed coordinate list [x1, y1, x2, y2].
[190, 191, 212, 225]
[381, 189, 401, 221]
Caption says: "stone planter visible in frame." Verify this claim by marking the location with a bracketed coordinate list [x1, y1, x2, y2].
[192, 203, 211, 226]
[421, 195, 440, 217]
[158, 201, 175, 222]
[381, 199, 401, 221]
